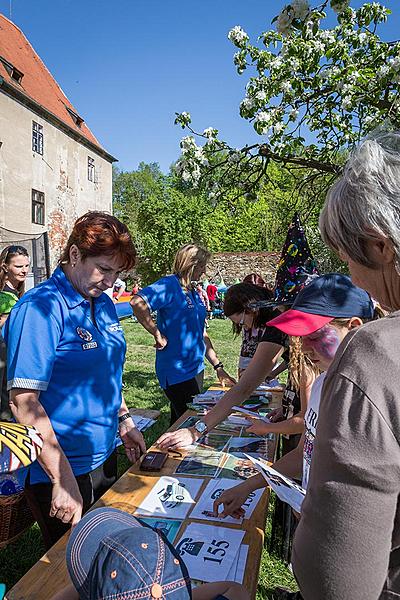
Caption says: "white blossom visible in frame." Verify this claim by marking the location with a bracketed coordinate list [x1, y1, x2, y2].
[319, 30, 335, 44]
[289, 108, 299, 120]
[203, 127, 217, 139]
[270, 56, 284, 71]
[341, 97, 352, 110]
[180, 136, 197, 152]
[389, 56, 400, 70]
[358, 32, 368, 44]
[240, 97, 255, 111]
[228, 25, 249, 47]
[255, 90, 267, 102]
[281, 81, 293, 94]
[378, 64, 390, 78]
[273, 122, 285, 135]
[255, 110, 273, 125]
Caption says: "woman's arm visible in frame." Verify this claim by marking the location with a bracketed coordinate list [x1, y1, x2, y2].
[203, 331, 236, 386]
[247, 363, 315, 436]
[130, 295, 167, 349]
[118, 397, 146, 462]
[157, 340, 283, 449]
[10, 389, 83, 525]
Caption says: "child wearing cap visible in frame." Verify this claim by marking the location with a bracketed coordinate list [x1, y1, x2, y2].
[51, 507, 249, 600]
[213, 274, 379, 518]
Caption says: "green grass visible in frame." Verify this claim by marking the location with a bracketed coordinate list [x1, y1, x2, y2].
[0, 319, 297, 598]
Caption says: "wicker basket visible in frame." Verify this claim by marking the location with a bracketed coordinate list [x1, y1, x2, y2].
[0, 491, 34, 548]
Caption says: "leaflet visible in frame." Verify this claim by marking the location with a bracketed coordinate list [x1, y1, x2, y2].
[189, 478, 263, 524]
[245, 454, 306, 513]
[175, 522, 245, 581]
[134, 476, 204, 519]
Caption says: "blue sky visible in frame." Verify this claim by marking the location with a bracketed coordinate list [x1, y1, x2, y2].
[1, 0, 399, 172]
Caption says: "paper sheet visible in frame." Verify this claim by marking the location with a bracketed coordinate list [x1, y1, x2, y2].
[175, 522, 245, 581]
[245, 454, 306, 513]
[226, 544, 249, 583]
[188, 478, 263, 524]
[134, 476, 204, 519]
[216, 455, 260, 480]
[227, 437, 270, 459]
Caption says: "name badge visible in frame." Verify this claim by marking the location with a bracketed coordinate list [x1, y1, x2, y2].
[82, 341, 98, 350]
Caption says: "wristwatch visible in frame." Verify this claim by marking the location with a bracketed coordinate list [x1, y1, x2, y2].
[193, 420, 207, 436]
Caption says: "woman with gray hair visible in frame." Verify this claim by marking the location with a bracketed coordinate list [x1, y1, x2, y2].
[291, 133, 400, 600]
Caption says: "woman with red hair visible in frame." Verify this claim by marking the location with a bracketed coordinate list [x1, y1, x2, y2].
[4, 212, 145, 549]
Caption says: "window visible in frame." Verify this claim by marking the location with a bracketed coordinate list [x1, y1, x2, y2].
[0, 56, 23, 84]
[32, 189, 45, 225]
[66, 106, 84, 127]
[32, 121, 43, 155]
[88, 156, 95, 182]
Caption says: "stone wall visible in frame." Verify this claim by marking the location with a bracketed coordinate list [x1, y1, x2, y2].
[207, 251, 280, 286]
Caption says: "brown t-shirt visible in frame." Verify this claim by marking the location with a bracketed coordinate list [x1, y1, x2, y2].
[292, 312, 400, 600]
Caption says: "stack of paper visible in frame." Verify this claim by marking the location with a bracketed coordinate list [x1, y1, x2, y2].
[188, 478, 263, 524]
[194, 390, 225, 405]
[134, 476, 204, 519]
[175, 522, 245, 582]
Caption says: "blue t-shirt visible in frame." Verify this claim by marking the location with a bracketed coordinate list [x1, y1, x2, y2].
[139, 275, 207, 388]
[4, 266, 126, 484]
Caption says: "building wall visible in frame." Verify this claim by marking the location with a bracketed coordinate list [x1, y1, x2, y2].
[0, 92, 113, 268]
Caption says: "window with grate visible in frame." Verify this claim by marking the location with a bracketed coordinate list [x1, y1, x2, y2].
[32, 121, 43, 155]
[88, 156, 95, 182]
[32, 189, 45, 225]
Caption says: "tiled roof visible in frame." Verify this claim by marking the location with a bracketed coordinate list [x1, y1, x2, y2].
[0, 14, 110, 156]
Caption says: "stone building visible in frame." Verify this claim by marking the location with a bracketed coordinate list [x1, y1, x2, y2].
[0, 15, 115, 279]
[207, 251, 280, 287]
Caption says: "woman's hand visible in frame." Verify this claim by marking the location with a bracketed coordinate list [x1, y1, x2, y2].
[246, 417, 271, 436]
[50, 477, 83, 525]
[157, 427, 198, 450]
[212, 485, 248, 519]
[268, 406, 284, 423]
[119, 421, 146, 462]
[154, 330, 168, 350]
[216, 367, 236, 387]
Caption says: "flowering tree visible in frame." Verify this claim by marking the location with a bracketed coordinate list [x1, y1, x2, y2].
[174, 1, 400, 205]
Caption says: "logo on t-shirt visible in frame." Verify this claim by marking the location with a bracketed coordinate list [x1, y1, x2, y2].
[76, 327, 93, 342]
[185, 295, 194, 309]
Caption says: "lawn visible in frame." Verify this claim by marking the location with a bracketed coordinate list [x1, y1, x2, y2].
[0, 318, 297, 598]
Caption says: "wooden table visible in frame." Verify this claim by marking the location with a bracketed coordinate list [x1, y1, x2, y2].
[6, 390, 283, 600]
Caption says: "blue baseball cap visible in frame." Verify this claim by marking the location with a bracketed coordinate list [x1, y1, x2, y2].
[266, 274, 374, 336]
[66, 508, 192, 600]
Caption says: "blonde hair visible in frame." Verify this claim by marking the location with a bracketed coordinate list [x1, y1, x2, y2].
[173, 244, 211, 289]
[289, 336, 320, 392]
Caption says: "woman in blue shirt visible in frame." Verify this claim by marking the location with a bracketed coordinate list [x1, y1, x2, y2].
[131, 244, 235, 423]
[4, 212, 145, 549]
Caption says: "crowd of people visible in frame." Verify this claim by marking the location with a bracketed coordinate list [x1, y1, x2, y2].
[1, 131, 400, 600]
